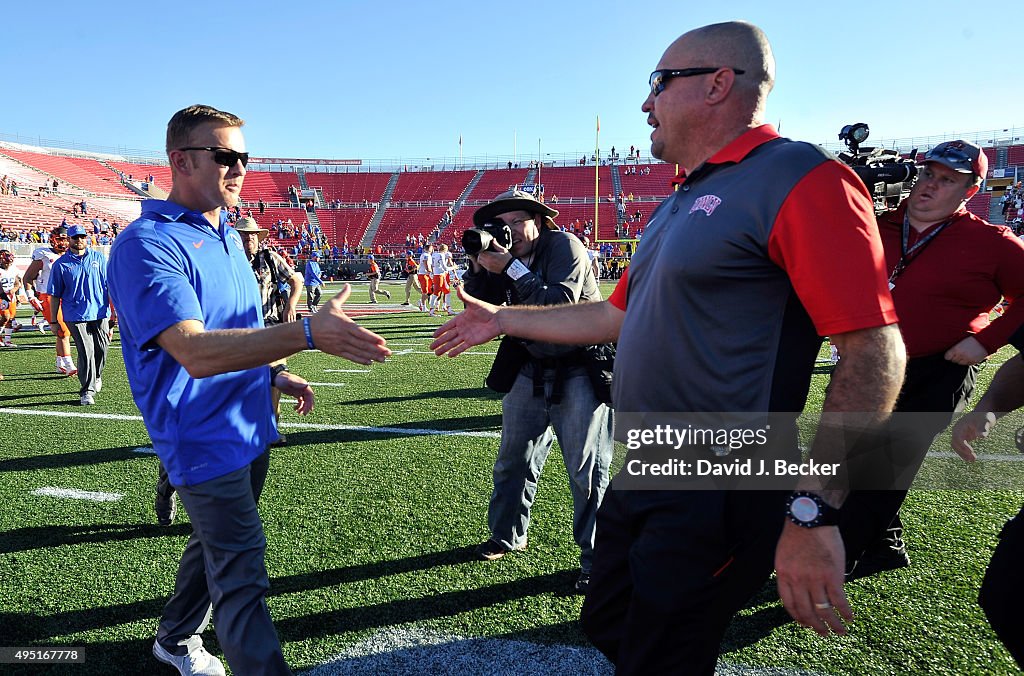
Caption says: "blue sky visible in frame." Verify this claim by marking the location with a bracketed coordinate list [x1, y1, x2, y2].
[2, 1, 1020, 164]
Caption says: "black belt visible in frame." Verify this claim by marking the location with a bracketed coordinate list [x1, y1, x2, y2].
[529, 350, 587, 403]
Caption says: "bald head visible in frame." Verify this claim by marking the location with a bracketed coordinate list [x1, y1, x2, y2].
[643, 21, 776, 168]
[669, 21, 775, 118]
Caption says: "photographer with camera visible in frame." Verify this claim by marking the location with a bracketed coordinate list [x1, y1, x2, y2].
[461, 189, 613, 594]
[841, 140, 1024, 580]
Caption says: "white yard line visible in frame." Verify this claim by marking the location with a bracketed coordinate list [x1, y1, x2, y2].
[0, 407, 501, 439]
[31, 487, 123, 502]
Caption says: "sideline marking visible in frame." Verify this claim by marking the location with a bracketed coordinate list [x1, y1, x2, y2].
[307, 382, 347, 387]
[32, 487, 123, 502]
[323, 369, 370, 373]
[6, 408, 1024, 453]
[305, 627, 828, 676]
[926, 451, 1024, 462]
[0, 407, 501, 439]
[410, 350, 495, 355]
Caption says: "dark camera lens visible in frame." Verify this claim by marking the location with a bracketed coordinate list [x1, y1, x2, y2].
[462, 229, 493, 257]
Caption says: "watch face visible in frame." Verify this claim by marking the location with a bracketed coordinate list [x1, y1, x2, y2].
[791, 496, 820, 523]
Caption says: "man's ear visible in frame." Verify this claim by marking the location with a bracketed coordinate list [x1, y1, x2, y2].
[169, 149, 191, 176]
[705, 68, 738, 106]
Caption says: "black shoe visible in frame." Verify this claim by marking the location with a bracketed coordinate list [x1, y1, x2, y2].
[846, 538, 910, 581]
[574, 572, 591, 594]
[272, 433, 287, 447]
[155, 492, 177, 526]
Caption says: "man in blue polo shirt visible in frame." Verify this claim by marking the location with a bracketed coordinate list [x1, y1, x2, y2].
[108, 105, 390, 676]
[303, 250, 324, 313]
[47, 224, 114, 406]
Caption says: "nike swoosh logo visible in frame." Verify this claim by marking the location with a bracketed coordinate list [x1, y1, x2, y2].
[192, 241, 204, 249]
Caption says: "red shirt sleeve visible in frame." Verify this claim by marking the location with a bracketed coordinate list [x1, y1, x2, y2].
[974, 227, 1024, 352]
[767, 161, 898, 336]
[608, 267, 629, 310]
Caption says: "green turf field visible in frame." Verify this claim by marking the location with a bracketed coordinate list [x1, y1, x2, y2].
[1, 280, 1022, 674]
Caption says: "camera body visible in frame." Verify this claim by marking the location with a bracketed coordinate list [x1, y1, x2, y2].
[837, 122, 918, 214]
[462, 221, 513, 256]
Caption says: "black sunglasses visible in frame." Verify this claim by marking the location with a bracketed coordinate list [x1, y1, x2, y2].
[178, 146, 249, 168]
[649, 67, 745, 96]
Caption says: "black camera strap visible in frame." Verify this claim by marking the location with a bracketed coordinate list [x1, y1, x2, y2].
[888, 211, 958, 290]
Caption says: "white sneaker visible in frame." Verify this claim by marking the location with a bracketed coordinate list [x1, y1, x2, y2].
[95, 378, 103, 393]
[79, 394, 95, 406]
[152, 640, 226, 676]
[37, 322, 47, 334]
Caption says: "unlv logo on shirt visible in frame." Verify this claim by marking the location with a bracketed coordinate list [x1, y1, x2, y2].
[689, 194, 723, 217]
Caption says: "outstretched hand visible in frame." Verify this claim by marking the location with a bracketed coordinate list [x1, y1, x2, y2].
[309, 284, 391, 364]
[775, 523, 853, 637]
[950, 410, 997, 462]
[431, 287, 502, 357]
[273, 370, 315, 415]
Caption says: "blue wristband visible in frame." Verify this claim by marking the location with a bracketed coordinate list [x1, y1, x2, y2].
[302, 316, 316, 350]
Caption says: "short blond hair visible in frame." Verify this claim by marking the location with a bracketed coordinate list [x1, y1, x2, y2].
[166, 104, 244, 154]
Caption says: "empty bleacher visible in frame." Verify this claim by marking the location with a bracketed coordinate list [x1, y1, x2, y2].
[0, 152, 59, 194]
[536, 165, 613, 201]
[620, 201, 661, 230]
[107, 161, 173, 192]
[0, 192, 133, 234]
[0, 149, 136, 197]
[966, 192, 990, 220]
[254, 207, 309, 231]
[0, 193, 68, 231]
[1007, 145, 1024, 168]
[239, 171, 299, 203]
[391, 170, 475, 202]
[465, 168, 530, 200]
[550, 203, 620, 241]
[618, 164, 677, 197]
[982, 147, 998, 172]
[306, 172, 392, 204]
[448, 209, 478, 239]
[373, 207, 449, 246]
[316, 208, 377, 246]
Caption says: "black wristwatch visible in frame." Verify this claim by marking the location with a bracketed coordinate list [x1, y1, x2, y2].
[785, 491, 840, 528]
[270, 364, 288, 381]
